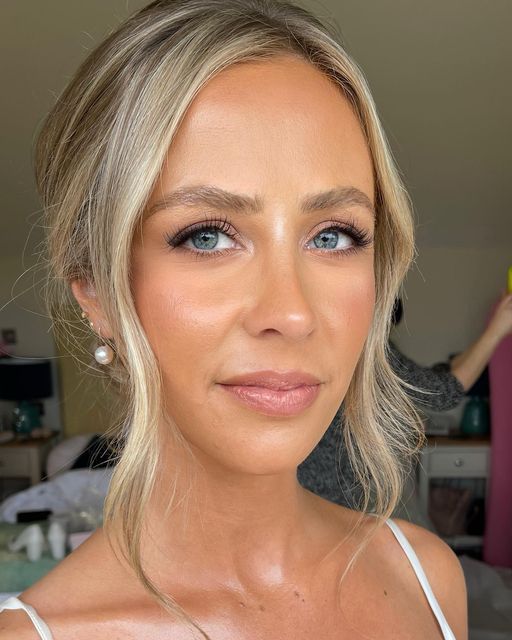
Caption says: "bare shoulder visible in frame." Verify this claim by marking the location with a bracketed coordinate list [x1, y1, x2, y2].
[0, 607, 43, 640]
[391, 518, 468, 639]
[1, 527, 142, 639]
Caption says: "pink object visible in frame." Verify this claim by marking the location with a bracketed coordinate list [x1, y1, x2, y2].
[484, 314, 512, 567]
[0, 343, 15, 357]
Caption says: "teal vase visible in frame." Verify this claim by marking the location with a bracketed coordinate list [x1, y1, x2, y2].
[461, 396, 490, 437]
[12, 400, 41, 435]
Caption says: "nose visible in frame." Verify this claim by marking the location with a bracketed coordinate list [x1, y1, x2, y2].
[242, 253, 316, 341]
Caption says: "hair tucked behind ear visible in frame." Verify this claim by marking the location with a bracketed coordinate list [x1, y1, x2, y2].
[36, 1, 423, 636]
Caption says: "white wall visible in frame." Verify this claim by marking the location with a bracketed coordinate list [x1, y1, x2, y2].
[393, 248, 511, 365]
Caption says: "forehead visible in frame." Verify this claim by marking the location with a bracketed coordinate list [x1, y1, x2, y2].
[155, 55, 374, 202]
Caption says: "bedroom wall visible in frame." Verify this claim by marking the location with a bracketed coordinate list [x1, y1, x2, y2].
[0, 254, 116, 437]
[392, 248, 511, 366]
[0, 255, 61, 432]
[56, 342, 119, 437]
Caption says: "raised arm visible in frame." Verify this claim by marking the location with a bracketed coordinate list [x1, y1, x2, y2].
[450, 293, 512, 391]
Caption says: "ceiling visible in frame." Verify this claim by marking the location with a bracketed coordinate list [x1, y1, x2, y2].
[2, 0, 511, 261]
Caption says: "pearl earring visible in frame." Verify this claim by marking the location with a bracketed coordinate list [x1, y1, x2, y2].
[94, 344, 114, 365]
[81, 310, 115, 365]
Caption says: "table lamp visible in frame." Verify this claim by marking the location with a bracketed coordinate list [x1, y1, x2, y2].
[0, 358, 53, 435]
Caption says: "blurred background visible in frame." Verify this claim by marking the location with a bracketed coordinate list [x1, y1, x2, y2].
[0, 2, 511, 635]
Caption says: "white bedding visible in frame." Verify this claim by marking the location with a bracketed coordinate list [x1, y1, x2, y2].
[0, 468, 112, 524]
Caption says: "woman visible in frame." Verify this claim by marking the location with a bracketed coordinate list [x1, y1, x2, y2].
[0, 1, 467, 638]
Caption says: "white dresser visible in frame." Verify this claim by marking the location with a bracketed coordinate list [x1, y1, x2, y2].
[418, 435, 490, 549]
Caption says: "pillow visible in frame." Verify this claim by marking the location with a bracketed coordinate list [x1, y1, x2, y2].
[0, 468, 113, 524]
[46, 435, 95, 479]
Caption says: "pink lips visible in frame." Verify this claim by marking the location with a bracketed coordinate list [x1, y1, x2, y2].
[218, 370, 322, 417]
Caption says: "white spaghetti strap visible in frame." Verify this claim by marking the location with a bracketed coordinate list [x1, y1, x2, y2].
[0, 596, 54, 640]
[0, 522, 456, 640]
[385, 519, 456, 640]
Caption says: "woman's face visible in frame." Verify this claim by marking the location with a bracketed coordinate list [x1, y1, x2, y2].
[131, 55, 375, 475]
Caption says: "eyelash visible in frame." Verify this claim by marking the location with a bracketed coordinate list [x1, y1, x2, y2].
[163, 214, 373, 260]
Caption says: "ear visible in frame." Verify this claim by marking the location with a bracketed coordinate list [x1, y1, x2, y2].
[70, 279, 114, 340]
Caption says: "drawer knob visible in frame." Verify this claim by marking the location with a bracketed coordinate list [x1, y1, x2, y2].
[454, 458, 464, 467]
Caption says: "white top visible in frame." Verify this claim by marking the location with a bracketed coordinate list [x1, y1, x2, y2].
[0, 596, 53, 639]
[0, 518, 456, 639]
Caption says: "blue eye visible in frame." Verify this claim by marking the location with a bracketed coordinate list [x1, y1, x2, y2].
[189, 228, 225, 251]
[165, 216, 238, 258]
[193, 229, 216, 250]
[164, 216, 373, 260]
[311, 227, 353, 251]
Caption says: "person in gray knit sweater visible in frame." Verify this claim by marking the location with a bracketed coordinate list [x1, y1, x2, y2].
[298, 293, 512, 505]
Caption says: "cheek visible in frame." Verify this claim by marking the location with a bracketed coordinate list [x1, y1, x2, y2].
[321, 266, 375, 376]
[133, 263, 374, 336]
[130, 260, 234, 387]
[131, 244, 375, 419]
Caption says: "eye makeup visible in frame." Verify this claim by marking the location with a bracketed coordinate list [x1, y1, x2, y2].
[163, 213, 373, 261]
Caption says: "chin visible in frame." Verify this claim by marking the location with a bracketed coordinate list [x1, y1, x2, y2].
[184, 420, 329, 478]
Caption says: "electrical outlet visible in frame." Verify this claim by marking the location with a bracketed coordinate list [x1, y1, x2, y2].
[1, 329, 17, 345]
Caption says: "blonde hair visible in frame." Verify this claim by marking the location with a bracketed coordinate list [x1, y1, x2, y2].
[36, 0, 424, 636]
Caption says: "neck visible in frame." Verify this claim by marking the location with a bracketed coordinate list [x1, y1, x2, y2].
[136, 434, 344, 595]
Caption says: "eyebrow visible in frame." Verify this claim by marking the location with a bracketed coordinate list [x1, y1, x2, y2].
[146, 185, 375, 219]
